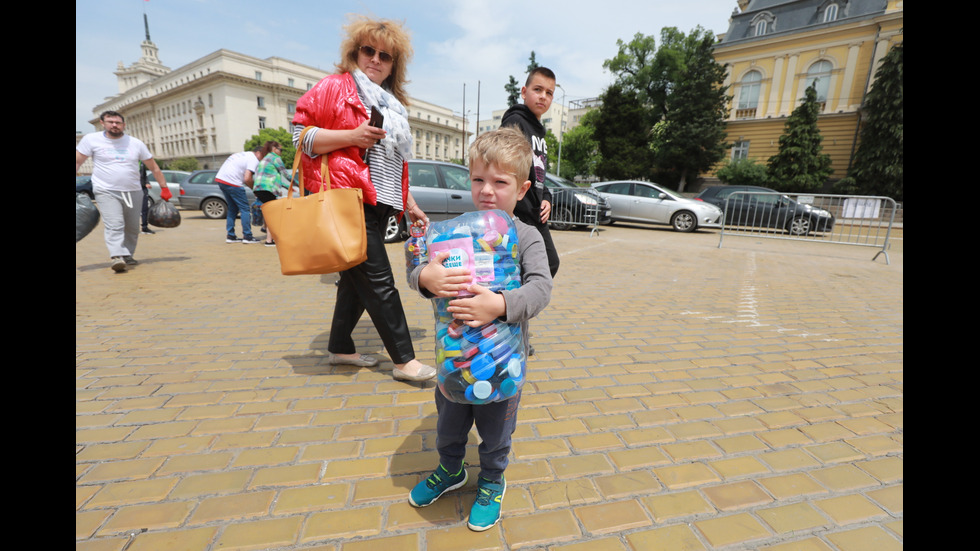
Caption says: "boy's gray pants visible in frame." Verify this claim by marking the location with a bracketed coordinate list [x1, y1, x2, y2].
[434, 388, 522, 483]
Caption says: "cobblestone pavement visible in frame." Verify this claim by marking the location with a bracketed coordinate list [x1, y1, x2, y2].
[76, 213, 903, 551]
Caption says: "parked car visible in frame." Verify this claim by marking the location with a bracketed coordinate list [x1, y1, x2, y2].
[694, 185, 835, 235]
[591, 180, 723, 232]
[544, 174, 612, 231]
[384, 159, 476, 242]
[178, 169, 256, 219]
[147, 170, 188, 205]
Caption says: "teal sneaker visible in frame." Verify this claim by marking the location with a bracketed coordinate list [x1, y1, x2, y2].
[409, 464, 468, 507]
[467, 476, 506, 531]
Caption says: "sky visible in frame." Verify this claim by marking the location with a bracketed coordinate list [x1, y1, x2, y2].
[76, 0, 739, 133]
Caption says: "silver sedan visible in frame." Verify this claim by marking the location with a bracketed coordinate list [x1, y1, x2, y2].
[591, 180, 723, 232]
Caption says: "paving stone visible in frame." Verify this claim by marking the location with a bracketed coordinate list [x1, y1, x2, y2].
[76, 220, 903, 550]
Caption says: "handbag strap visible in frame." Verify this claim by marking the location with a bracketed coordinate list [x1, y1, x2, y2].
[288, 126, 331, 199]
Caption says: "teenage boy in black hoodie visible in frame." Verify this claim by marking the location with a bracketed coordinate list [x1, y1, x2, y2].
[500, 67, 560, 278]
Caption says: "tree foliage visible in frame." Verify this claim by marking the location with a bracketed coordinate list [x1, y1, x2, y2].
[766, 84, 833, 192]
[244, 127, 295, 167]
[168, 156, 200, 172]
[716, 158, 769, 187]
[590, 84, 652, 180]
[505, 51, 540, 107]
[554, 109, 600, 179]
[648, 28, 730, 191]
[504, 76, 520, 108]
[847, 41, 903, 201]
[577, 27, 730, 185]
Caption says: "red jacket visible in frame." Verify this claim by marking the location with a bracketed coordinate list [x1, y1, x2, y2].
[292, 72, 409, 208]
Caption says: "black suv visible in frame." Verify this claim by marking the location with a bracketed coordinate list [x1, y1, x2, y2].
[695, 185, 834, 235]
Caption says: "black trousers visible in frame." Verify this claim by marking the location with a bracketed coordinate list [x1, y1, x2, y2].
[328, 203, 415, 364]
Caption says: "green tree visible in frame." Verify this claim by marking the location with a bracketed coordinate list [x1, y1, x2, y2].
[504, 76, 520, 107]
[847, 41, 903, 201]
[602, 28, 697, 126]
[526, 51, 539, 73]
[544, 129, 560, 174]
[169, 156, 199, 172]
[505, 52, 540, 107]
[716, 158, 769, 187]
[766, 84, 833, 192]
[555, 110, 600, 179]
[648, 28, 730, 192]
[244, 127, 295, 167]
[591, 84, 652, 180]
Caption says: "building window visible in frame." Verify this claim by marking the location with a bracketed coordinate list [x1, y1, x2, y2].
[288, 78, 295, 87]
[823, 3, 839, 22]
[732, 141, 750, 160]
[736, 70, 762, 119]
[806, 60, 833, 110]
[750, 12, 775, 36]
[259, 116, 266, 129]
[287, 101, 296, 114]
[257, 96, 265, 109]
[255, 71, 263, 81]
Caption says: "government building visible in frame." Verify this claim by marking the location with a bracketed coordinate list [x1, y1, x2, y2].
[712, 0, 903, 180]
[80, 23, 471, 173]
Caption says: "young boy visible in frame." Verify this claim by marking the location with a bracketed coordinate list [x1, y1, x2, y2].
[501, 66, 560, 278]
[407, 126, 553, 531]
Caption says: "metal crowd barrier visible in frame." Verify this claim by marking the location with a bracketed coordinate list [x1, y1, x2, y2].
[717, 192, 898, 264]
[547, 188, 605, 237]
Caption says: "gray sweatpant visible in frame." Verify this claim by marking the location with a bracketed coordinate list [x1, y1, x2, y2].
[434, 388, 522, 483]
[94, 189, 141, 258]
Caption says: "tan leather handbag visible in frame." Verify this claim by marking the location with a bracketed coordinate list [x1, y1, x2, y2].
[261, 128, 367, 275]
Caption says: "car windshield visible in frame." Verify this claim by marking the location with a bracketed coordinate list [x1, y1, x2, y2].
[545, 175, 574, 188]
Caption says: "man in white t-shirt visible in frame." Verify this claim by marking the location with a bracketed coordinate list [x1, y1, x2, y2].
[215, 149, 262, 244]
[76, 111, 169, 272]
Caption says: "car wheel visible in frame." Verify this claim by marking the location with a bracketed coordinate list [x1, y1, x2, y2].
[201, 198, 227, 219]
[788, 216, 810, 235]
[549, 206, 574, 231]
[384, 214, 406, 243]
[671, 211, 697, 232]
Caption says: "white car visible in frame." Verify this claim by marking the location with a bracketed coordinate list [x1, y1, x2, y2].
[591, 180, 723, 232]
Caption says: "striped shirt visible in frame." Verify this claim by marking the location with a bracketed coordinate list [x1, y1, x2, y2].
[293, 106, 403, 210]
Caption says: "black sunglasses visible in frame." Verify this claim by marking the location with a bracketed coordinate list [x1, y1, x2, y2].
[359, 45, 394, 63]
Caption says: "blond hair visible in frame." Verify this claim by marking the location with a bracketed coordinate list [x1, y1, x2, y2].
[335, 15, 413, 106]
[468, 126, 533, 184]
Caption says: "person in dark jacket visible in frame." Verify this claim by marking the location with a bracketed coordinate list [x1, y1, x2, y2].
[500, 67, 559, 278]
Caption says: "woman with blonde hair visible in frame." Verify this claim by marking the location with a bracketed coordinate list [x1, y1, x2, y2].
[292, 15, 434, 382]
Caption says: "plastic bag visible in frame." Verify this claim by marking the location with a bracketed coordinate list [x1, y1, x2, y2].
[148, 200, 181, 228]
[404, 222, 427, 284]
[76, 192, 100, 243]
[426, 210, 525, 404]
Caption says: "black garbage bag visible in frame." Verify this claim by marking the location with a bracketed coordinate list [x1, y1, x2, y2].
[76, 192, 100, 242]
[148, 200, 181, 228]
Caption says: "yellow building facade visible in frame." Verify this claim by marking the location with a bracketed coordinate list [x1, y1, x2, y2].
[711, 0, 903, 182]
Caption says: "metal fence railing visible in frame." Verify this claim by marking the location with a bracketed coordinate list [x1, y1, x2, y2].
[717, 192, 898, 264]
[546, 187, 606, 237]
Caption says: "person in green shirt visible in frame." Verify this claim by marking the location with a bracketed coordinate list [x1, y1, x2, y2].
[252, 141, 288, 246]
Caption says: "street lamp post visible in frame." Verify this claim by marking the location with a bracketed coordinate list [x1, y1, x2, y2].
[556, 84, 566, 178]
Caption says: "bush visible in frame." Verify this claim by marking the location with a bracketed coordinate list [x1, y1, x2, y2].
[716, 158, 769, 187]
[169, 157, 200, 172]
